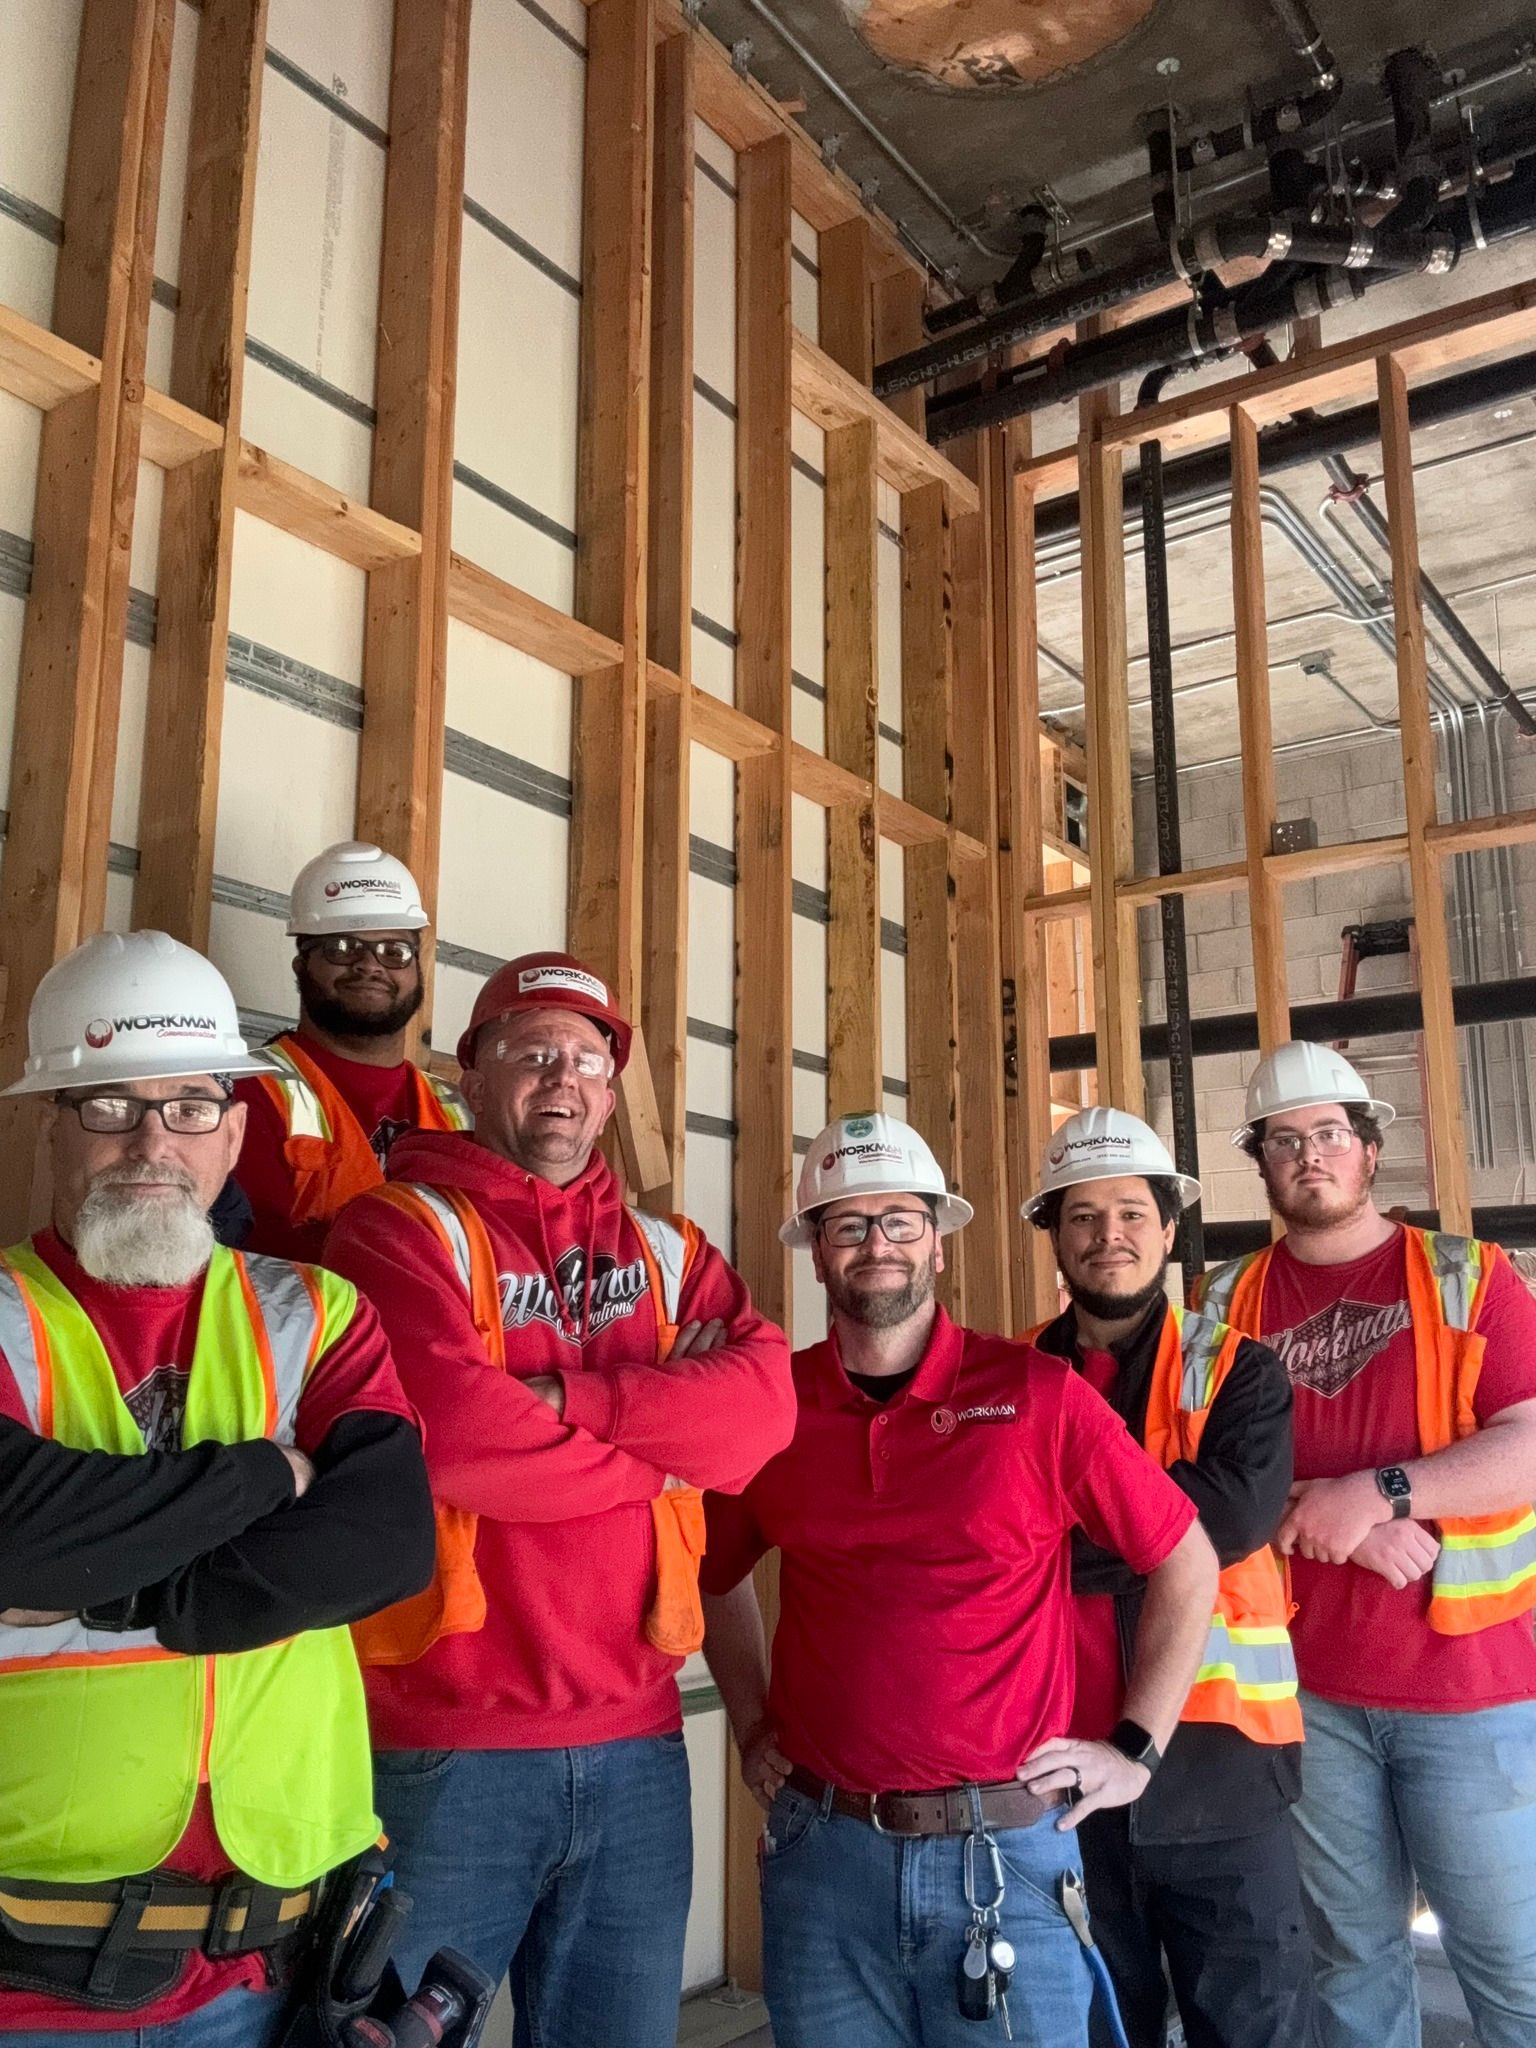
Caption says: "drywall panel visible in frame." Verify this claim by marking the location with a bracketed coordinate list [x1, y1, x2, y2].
[692, 742, 734, 846]
[0, 2, 80, 223]
[267, 0, 395, 134]
[695, 118, 736, 191]
[438, 775, 569, 965]
[210, 897, 303, 1028]
[791, 792, 827, 892]
[792, 1061, 827, 1152]
[0, 217, 55, 326]
[244, 58, 387, 487]
[877, 524, 904, 797]
[693, 141, 736, 404]
[111, 638, 154, 851]
[103, 865, 136, 936]
[0, 394, 41, 539]
[791, 912, 827, 1067]
[451, 480, 576, 616]
[682, 1709, 728, 1992]
[457, 218, 581, 553]
[0, 591, 23, 818]
[791, 1242, 828, 1349]
[691, 393, 736, 699]
[431, 960, 485, 1067]
[446, 619, 572, 780]
[213, 687, 359, 897]
[229, 512, 367, 687]
[687, 873, 734, 1034]
[789, 415, 826, 753]
[467, 0, 585, 287]
[790, 208, 819, 339]
[683, 1126, 733, 1259]
[152, 3, 200, 295]
[686, 1034, 734, 1126]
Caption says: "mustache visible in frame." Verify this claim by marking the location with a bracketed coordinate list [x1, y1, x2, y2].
[87, 1161, 200, 1196]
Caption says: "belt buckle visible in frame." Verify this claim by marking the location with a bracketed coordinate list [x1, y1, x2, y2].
[868, 1792, 892, 1834]
[206, 1879, 253, 1959]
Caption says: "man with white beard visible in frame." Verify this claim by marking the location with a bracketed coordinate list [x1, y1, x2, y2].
[0, 930, 433, 2048]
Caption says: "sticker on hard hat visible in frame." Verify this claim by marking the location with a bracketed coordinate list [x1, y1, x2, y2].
[517, 965, 608, 1005]
[323, 876, 402, 900]
[828, 1140, 903, 1167]
[85, 1019, 114, 1049]
[844, 1116, 876, 1138]
[1056, 1134, 1133, 1159]
[94, 1013, 218, 1042]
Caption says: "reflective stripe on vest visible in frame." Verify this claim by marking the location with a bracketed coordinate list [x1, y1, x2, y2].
[399, 1183, 475, 1293]
[0, 1259, 45, 1433]
[0, 1243, 376, 1885]
[1175, 1308, 1225, 1413]
[1435, 1510, 1536, 1602]
[629, 1212, 688, 1325]
[264, 1041, 331, 1141]
[1193, 1617, 1299, 1702]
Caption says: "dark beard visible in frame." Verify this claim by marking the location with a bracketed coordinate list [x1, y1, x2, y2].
[1264, 1156, 1376, 1231]
[1065, 1257, 1170, 1326]
[297, 960, 424, 1040]
[828, 1257, 936, 1329]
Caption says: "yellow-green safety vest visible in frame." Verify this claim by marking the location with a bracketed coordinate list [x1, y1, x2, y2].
[0, 1241, 379, 1888]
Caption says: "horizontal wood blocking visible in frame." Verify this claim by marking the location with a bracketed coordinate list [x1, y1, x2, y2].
[236, 443, 421, 569]
[1105, 276, 1536, 457]
[451, 552, 627, 673]
[791, 331, 980, 511]
[0, 304, 100, 409]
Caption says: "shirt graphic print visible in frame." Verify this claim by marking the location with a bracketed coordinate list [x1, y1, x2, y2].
[1266, 1294, 1412, 1397]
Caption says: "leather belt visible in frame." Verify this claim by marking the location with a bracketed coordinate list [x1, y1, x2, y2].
[0, 1872, 321, 1958]
[787, 1765, 1067, 1838]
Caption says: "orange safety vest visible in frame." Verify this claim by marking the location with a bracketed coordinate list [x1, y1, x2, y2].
[256, 1032, 471, 1233]
[351, 1183, 707, 1668]
[1032, 1304, 1303, 1744]
[1194, 1228, 1536, 1636]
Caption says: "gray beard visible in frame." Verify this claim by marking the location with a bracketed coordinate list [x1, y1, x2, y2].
[74, 1174, 214, 1288]
[828, 1256, 937, 1329]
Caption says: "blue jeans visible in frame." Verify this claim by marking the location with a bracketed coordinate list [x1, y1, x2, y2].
[760, 1782, 1097, 2047]
[371, 1737, 692, 2048]
[0, 1985, 288, 2048]
[1292, 1690, 1536, 2048]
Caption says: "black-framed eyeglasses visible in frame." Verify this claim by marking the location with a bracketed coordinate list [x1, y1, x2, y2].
[299, 935, 420, 970]
[55, 1093, 233, 1136]
[1260, 1123, 1357, 1164]
[817, 1210, 933, 1249]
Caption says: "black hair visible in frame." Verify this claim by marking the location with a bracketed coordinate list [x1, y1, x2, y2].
[1237, 1103, 1384, 1163]
[1030, 1176, 1182, 1234]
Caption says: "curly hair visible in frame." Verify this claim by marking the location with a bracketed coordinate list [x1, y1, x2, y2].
[1030, 1176, 1183, 1235]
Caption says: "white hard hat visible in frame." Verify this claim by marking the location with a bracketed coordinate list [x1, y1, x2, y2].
[1024, 1105, 1201, 1220]
[1233, 1040, 1395, 1145]
[781, 1112, 973, 1248]
[286, 841, 429, 936]
[3, 931, 275, 1095]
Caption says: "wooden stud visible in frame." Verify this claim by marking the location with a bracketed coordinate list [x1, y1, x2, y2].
[237, 444, 422, 569]
[1230, 405, 1291, 1054]
[791, 328, 980, 508]
[0, 0, 171, 1231]
[641, 25, 694, 1208]
[568, 0, 655, 1017]
[951, 438, 1012, 1333]
[996, 433, 1058, 1326]
[355, 0, 471, 1061]
[873, 267, 926, 433]
[901, 482, 964, 1310]
[1079, 384, 1143, 1114]
[727, 132, 794, 1999]
[134, 0, 268, 947]
[1378, 352, 1472, 1231]
[449, 553, 621, 673]
[818, 215, 873, 381]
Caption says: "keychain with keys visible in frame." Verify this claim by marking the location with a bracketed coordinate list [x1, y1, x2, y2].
[957, 1797, 1013, 2037]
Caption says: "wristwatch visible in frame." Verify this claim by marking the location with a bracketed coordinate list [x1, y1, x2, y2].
[1375, 1465, 1413, 1520]
[1107, 1719, 1162, 1777]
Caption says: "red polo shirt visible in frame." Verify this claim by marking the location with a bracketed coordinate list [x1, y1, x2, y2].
[702, 1308, 1196, 1794]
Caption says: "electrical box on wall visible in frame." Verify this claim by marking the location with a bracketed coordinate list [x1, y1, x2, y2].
[1271, 817, 1320, 855]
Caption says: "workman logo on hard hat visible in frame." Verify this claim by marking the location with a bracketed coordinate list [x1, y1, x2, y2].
[827, 1139, 904, 1168]
[1053, 1134, 1134, 1163]
[517, 964, 608, 1004]
[95, 1013, 217, 1041]
[323, 876, 401, 900]
[85, 1018, 114, 1049]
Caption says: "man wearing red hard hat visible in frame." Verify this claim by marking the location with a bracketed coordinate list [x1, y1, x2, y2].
[324, 950, 794, 2048]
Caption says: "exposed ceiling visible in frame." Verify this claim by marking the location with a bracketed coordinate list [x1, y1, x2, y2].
[706, 0, 1536, 288]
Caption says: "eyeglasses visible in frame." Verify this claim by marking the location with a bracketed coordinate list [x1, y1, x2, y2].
[817, 1210, 933, 1249]
[300, 935, 420, 970]
[490, 1042, 614, 1080]
[56, 1094, 232, 1136]
[1260, 1123, 1357, 1164]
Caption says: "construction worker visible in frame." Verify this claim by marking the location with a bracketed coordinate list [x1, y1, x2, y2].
[233, 841, 469, 1261]
[0, 930, 434, 2044]
[699, 1112, 1219, 2048]
[1024, 1106, 1310, 2048]
[1197, 1040, 1536, 2048]
[322, 950, 795, 2048]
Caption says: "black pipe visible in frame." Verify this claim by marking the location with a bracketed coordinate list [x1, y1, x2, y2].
[1176, 0, 1341, 170]
[1139, 377, 1205, 1280]
[1203, 1206, 1536, 1257]
[1033, 349, 1536, 545]
[1049, 974, 1536, 1074]
[1195, 213, 1456, 274]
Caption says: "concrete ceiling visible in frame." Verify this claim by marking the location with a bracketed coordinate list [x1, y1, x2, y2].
[707, 0, 1536, 286]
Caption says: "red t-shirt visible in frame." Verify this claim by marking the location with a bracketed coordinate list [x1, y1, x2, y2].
[0, 1231, 412, 2032]
[1070, 1348, 1129, 1740]
[234, 1033, 426, 1261]
[702, 1310, 1197, 1793]
[1259, 1228, 1536, 1712]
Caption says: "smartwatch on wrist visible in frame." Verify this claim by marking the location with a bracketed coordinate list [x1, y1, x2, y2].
[1107, 1718, 1162, 1776]
[1375, 1465, 1413, 1520]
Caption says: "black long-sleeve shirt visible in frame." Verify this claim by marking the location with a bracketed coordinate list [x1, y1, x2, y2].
[0, 1411, 434, 1652]
[1035, 1297, 1300, 1844]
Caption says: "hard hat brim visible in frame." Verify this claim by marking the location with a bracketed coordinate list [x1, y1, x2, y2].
[780, 1187, 973, 1248]
[287, 908, 431, 936]
[1021, 1162, 1203, 1220]
[1229, 1094, 1396, 1145]
[3, 1046, 280, 1096]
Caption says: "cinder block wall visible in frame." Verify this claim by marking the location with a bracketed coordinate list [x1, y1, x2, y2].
[1134, 723, 1536, 1227]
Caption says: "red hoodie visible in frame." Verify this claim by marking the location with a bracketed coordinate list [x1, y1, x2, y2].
[323, 1129, 794, 1749]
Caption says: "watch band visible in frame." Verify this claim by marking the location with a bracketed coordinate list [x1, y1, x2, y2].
[1107, 1718, 1162, 1776]
[1375, 1465, 1413, 1520]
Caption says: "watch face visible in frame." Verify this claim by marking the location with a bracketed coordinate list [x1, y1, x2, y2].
[1379, 1466, 1411, 1500]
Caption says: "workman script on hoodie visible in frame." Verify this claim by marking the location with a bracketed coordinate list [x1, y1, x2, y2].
[323, 1130, 795, 1750]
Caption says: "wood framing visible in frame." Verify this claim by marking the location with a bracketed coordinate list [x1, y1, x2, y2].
[569, 0, 655, 1013]
[1378, 352, 1472, 1230]
[1229, 405, 1291, 1054]
[134, 0, 267, 947]
[902, 481, 964, 1310]
[0, 0, 170, 1232]
[791, 329, 980, 508]
[873, 267, 926, 434]
[641, 23, 694, 1207]
[728, 131, 795, 1997]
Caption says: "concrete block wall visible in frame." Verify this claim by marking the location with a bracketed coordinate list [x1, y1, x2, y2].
[1133, 718, 1536, 1227]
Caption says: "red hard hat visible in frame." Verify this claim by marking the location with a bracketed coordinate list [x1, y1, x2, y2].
[456, 951, 633, 1074]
